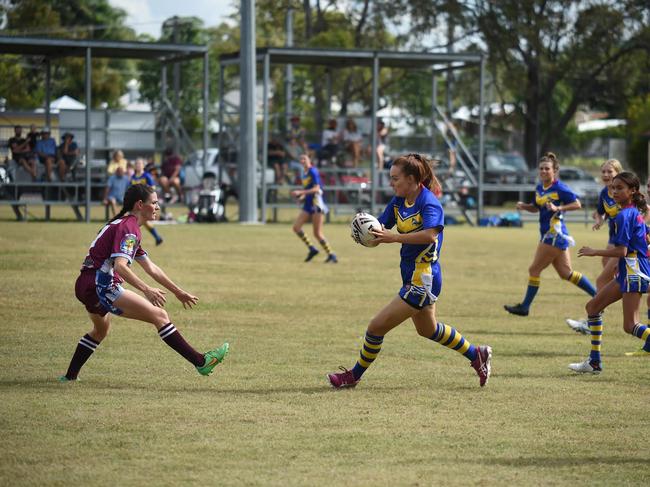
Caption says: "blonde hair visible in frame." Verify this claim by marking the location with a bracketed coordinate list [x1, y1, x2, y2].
[602, 158, 623, 174]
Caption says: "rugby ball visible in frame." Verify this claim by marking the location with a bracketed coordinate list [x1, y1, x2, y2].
[351, 212, 381, 247]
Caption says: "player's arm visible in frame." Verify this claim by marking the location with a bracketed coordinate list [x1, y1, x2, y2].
[113, 256, 167, 307]
[546, 200, 581, 212]
[136, 257, 198, 309]
[291, 184, 321, 198]
[578, 245, 626, 258]
[371, 226, 439, 245]
[516, 201, 538, 213]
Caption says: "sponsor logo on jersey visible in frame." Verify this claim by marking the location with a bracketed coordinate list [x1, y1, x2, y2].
[120, 234, 138, 255]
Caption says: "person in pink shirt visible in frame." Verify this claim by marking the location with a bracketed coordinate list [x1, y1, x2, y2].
[59, 184, 229, 382]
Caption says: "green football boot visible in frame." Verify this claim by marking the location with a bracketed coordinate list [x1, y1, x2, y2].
[196, 342, 230, 376]
[57, 376, 79, 383]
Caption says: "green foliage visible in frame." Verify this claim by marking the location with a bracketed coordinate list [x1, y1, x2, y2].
[0, 0, 137, 109]
[626, 94, 650, 175]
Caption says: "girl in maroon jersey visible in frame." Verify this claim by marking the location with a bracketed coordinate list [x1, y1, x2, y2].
[59, 184, 228, 382]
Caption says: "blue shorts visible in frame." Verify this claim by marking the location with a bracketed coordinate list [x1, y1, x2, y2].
[302, 193, 329, 215]
[399, 265, 442, 310]
[541, 232, 572, 250]
[95, 270, 124, 315]
[616, 257, 650, 294]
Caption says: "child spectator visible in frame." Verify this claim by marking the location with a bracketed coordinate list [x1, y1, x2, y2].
[103, 165, 130, 217]
[8, 125, 37, 180]
[58, 132, 79, 179]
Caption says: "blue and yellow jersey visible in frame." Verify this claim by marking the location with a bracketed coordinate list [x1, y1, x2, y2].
[131, 172, 155, 187]
[535, 180, 578, 237]
[378, 186, 444, 287]
[596, 186, 620, 243]
[597, 186, 619, 219]
[301, 166, 322, 206]
[612, 205, 650, 291]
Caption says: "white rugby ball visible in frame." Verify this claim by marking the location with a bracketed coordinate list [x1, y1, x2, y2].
[351, 212, 381, 247]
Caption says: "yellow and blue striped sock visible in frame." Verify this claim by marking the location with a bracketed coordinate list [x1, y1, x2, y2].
[521, 276, 540, 309]
[568, 271, 596, 297]
[351, 332, 383, 380]
[588, 315, 603, 363]
[632, 323, 650, 352]
[430, 322, 477, 361]
[319, 238, 333, 255]
[295, 230, 314, 249]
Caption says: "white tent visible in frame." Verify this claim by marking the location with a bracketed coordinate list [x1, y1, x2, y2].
[45, 95, 86, 111]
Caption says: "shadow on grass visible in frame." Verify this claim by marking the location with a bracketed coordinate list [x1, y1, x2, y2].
[494, 350, 578, 358]
[472, 330, 573, 337]
[480, 455, 644, 467]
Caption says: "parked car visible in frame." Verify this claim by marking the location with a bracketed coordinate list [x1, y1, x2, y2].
[559, 166, 601, 205]
[473, 152, 535, 205]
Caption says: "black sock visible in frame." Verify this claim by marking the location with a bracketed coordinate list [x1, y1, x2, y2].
[64, 334, 100, 380]
[158, 323, 204, 366]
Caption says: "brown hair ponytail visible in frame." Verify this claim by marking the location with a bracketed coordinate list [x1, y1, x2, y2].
[539, 152, 560, 173]
[392, 153, 442, 195]
[108, 184, 155, 223]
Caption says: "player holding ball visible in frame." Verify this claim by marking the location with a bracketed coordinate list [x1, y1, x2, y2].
[328, 153, 492, 389]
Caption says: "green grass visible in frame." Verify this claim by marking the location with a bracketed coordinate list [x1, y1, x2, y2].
[1, 217, 649, 486]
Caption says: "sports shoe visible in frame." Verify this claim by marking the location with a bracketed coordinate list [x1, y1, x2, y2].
[196, 342, 230, 376]
[470, 345, 492, 387]
[305, 247, 319, 262]
[624, 348, 650, 357]
[57, 375, 79, 383]
[566, 318, 590, 335]
[325, 254, 338, 263]
[504, 303, 529, 316]
[155, 238, 164, 246]
[568, 358, 602, 374]
[327, 367, 359, 389]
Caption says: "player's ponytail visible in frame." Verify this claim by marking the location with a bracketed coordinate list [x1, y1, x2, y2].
[614, 172, 647, 215]
[393, 153, 442, 195]
[108, 184, 155, 223]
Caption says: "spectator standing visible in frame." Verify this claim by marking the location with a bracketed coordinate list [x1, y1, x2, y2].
[375, 119, 389, 170]
[160, 148, 184, 203]
[341, 118, 362, 167]
[107, 150, 128, 176]
[34, 127, 58, 181]
[103, 165, 130, 217]
[285, 115, 308, 183]
[58, 132, 79, 179]
[8, 125, 37, 180]
[131, 158, 164, 246]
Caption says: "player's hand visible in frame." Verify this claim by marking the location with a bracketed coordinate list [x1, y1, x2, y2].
[592, 222, 602, 231]
[370, 226, 395, 244]
[144, 286, 167, 307]
[545, 202, 559, 212]
[175, 290, 199, 309]
[578, 246, 596, 257]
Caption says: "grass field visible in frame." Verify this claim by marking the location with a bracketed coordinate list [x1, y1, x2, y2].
[1, 212, 649, 486]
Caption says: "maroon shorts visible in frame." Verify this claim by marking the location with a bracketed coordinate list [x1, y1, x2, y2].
[75, 271, 109, 316]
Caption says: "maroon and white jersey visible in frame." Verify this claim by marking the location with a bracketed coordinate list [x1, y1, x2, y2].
[81, 215, 147, 283]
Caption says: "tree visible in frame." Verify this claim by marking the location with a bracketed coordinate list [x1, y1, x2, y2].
[0, 0, 137, 109]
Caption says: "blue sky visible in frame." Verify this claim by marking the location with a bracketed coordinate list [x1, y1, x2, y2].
[109, 0, 237, 38]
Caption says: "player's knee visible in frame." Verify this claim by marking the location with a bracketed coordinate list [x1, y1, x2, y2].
[153, 308, 170, 326]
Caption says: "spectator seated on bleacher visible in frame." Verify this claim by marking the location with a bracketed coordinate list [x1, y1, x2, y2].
[317, 118, 340, 166]
[102, 165, 129, 217]
[160, 148, 184, 204]
[107, 149, 128, 176]
[268, 137, 287, 184]
[8, 125, 37, 180]
[57, 132, 79, 180]
[34, 127, 59, 181]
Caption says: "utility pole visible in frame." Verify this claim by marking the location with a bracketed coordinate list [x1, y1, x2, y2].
[285, 6, 294, 132]
[239, 0, 257, 222]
